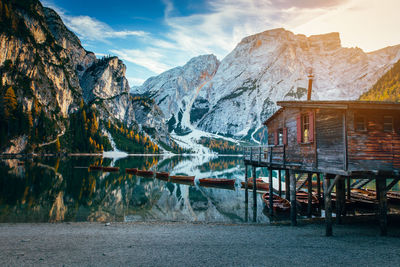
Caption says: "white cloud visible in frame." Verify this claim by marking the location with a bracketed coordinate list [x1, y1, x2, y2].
[110, 48, 172, 74]
[42, 0, 148, 43]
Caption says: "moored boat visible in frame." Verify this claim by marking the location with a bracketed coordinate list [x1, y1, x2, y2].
[296, 190, 319, 208]
[170, 175, 195, 182]
[102, 166, 119, 172]
[262, 192, 290, 212]
[136, 170, 154, 177]
[199, 178, 235, 186]
[89, 165, 103, 171]
[125, 168, 138, 174]
[156, 172, 169, 180]
[240, 178, 269, 191]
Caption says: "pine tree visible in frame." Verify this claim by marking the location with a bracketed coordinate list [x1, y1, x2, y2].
[55, 137, 61, 152]
[3, 86, 17, 119]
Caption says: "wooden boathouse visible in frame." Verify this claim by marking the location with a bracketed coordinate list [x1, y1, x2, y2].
[243, 100, 400, 236]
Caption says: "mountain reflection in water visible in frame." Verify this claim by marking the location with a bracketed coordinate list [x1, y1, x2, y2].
[0, 155, 270, 223]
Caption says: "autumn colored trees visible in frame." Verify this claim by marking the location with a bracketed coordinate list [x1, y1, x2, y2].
[105, 120, 160, 153]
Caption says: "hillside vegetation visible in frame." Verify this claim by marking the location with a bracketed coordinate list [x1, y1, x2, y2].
[360, 59, 400, 102]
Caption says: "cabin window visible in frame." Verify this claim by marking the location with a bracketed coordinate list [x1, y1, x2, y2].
[278, 129, 283, 145]
[355, 115, 366, 131]
[302, 114, 310, 143]
[297, 112, 314, 144]
[383, 116, 393, 132]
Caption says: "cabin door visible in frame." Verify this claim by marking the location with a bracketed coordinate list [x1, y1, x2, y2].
[316, 110, 344, 171]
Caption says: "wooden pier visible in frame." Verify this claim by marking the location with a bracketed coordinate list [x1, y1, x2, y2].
[243, 100, 400, 236]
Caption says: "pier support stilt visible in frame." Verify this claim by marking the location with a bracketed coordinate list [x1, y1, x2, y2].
[278, 170, 282, 197]
[285, 170, 290, 201]
[346, 177, 351, 200]
[269, 167, 274, 216]
[317, 173, 321, 202]
[290, 170, 297, 226]
[377, 178, 388, 236]
[252, 166, 257, 208]
[245, 165, 248, 204]
[324, 174, 332, 236]
[336, 178, 345, 223]
[307, 173, 312, 218]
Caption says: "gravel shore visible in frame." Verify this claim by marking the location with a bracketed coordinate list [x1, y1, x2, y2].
[1, 221, 400, 266]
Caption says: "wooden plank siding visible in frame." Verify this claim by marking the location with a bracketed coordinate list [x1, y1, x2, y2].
[316, 109, 344, 171]
[347, 109, 400, 171]
[261, 102, 400, 176]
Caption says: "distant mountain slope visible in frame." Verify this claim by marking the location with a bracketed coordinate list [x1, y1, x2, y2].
[135, 28, 400, 142]
[359, 59, 400, 102]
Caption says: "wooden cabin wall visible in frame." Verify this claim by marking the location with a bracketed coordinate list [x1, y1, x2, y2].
[316, 109, 344, 171]
[267, 108, 316, 168]
[347, 109, 400, 171]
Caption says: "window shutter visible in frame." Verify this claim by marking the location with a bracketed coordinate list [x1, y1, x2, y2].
[296, 114, 301, 143]
[309, 111, 314, 142]
[274, 130, 278, 145]
[283, 128, 287, 145]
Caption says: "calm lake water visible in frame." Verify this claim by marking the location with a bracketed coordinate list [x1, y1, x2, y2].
[2, 154, 399, 224]
[0, 155, 276, 224]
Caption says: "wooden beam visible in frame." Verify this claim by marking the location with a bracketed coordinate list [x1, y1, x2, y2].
[386, 178, 400, 192]
[377, 178, 388, 236]
[290, 170, 297, 226]
[307, 173, 312, 218]
[252, 166, 257, 209]
[343, 111, 348, 171]
[346, 177, 351, 200]
[327, 175, 341, 194]
[269, 168, 274, 216]
[324, 174, 333, 236]
[317, 173, 321, 202]
[336, 179, 345, 224]
[278, 170, 282, 197]
[245, 165, 248, 204]
[285, 170, 290, 201]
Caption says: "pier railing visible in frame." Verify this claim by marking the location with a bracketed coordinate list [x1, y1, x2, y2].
[243, 145, 286, 166]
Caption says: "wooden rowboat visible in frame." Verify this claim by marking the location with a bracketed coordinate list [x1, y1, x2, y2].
[136, 170, 154, 177]
[89, 165, 103, 171]
[387, 191, 400, 204]
[199, 178, 235, 187]
[125, 168, 138, 174]
[240, 178, 269, 191]
[262, 192, 290, 212]
[296, 190, 319, 208]
[102, 166, 119, 172]
[170, 175, 195, 182]
[156, 172, 169, 180]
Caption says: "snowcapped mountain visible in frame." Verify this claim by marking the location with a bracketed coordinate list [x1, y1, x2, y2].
[134, 28, 400, 142]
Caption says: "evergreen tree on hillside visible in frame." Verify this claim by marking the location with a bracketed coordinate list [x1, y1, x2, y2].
[360, 59, 400, 102]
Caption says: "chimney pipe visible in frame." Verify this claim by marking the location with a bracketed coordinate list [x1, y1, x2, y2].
[307, 70, 314, 101]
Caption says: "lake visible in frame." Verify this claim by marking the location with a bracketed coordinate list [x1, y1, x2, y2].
[0, 155, 276, 224]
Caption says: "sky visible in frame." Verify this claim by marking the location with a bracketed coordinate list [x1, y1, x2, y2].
[41, 0, 400, 87]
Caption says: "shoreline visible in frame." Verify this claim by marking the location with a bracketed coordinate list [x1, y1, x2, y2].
[1, 221, 400, 266]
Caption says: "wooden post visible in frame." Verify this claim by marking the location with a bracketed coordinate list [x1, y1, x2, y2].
[377, 178, 388, 236]
[336, 178, 345, 224]
[346, 177, 351, 200]
[245, 165, 248, 203]
[324, 174, 332, 236]
[290, 170, 297, 226]
[278, 170, 282, 197]
[317, 173, 321, 202]
[285, 170, 290, 201]
[252, 166, 257, 208]
[307, 173, 312, 218]
[269, 167, 274, 216]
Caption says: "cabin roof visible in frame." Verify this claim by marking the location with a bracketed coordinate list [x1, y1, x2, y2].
[264, 100, 400, 125]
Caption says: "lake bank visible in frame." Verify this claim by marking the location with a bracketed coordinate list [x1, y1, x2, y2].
[1, 221, 400, 266]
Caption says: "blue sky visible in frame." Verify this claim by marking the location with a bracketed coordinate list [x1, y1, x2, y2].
[41, 0, 400, 87]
